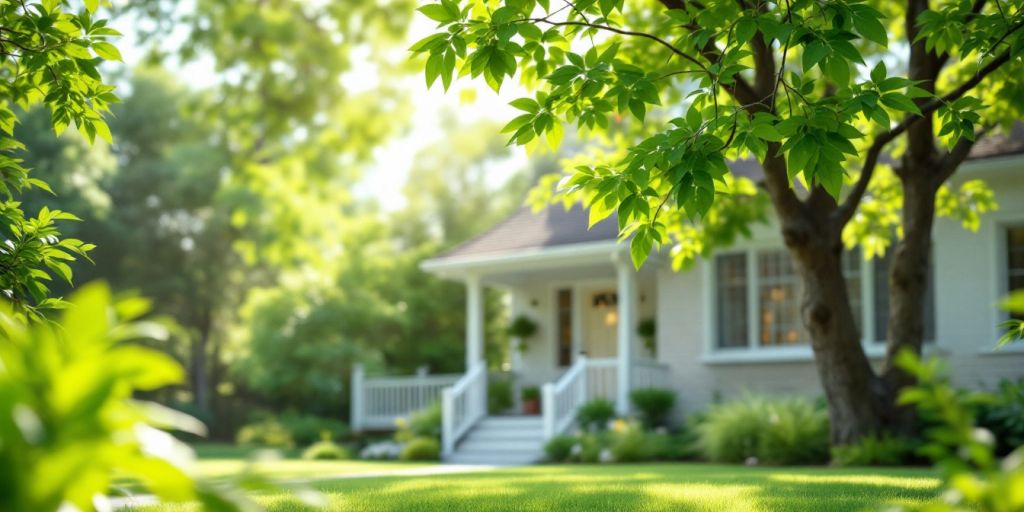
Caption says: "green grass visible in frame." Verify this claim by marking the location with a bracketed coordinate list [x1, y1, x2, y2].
[138, 462, 941, 512]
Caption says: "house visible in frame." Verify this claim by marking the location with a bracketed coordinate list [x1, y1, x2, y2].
[350, 128, 1024, 464]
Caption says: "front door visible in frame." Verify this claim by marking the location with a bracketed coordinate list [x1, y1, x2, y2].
[583, 289, 618, 358]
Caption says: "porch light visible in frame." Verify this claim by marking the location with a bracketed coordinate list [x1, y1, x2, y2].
[605, 310, 618, 326]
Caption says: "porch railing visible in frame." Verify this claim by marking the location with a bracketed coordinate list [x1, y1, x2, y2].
[631, 359, 671, 389]
[350, 364, 461, 431]
[585, 357, 618, 402]
[542, 355, 589, 439]
[441, 361, 487, 457]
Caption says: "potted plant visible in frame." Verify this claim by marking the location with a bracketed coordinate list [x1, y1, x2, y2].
[507, 315, 538, 353]
[637, 318, 656, 355]
[522, 386, 541, 415]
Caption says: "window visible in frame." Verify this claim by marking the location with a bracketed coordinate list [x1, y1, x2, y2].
[715, 254, 748, 348]
[872, 250, 936, 342]
[714, 249, 862, 349]
[556, 288, 573, 366]
[1008, 226, 1024, 319]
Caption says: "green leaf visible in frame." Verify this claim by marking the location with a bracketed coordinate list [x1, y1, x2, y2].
[417, 4, 455, 23]
[880, 93, 921, 115]
[92, 41, 122, 61]
[870, 61, 886, 83]
[734, 17, 757, 43]
[852, 10, 888, 46]
[802, 40, 828, 71]
[630, 227, 654, 269]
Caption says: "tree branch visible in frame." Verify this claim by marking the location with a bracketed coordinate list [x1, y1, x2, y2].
[834, 49, 1013, 227]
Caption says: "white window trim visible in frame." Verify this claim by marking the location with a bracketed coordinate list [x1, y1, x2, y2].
[701, 245, 904, 364]
[984, 217, 1024, 354]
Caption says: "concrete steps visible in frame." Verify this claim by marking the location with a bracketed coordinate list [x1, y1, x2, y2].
[446, 415, 545, 465]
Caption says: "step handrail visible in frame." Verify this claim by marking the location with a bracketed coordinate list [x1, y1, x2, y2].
[541, 355, 588, 440]
[440, 361, 487, 457]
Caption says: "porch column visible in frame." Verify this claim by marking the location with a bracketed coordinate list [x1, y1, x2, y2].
[615, 254, 635, 415]
[465, 273, 484, 370]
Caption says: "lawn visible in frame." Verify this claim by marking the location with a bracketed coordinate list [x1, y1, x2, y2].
[135, 459, 941, 512]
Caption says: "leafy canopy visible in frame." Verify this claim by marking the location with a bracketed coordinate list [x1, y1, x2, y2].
[411, 0, 1024, 268]
[0, 0, 123, 316]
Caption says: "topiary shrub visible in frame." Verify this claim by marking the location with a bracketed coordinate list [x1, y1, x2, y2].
[236, 417, 295, 448]
[302, 434, 351, 460]
[278, 412, 349, 446]
[697, 395, 829, 465]
[400, 437, 441, 461]
[831, 435, 922, 466]
[544, 435, 577, 462]
[630, 388, 677, 428]
[577, 399, 616, 432]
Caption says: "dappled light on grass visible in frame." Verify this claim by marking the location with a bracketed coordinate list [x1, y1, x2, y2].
[159, 464, 942, 512]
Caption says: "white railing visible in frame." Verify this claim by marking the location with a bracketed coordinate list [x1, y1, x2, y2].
[585, 357, 618, 402]
[441, 361, 487, 457]
[632, 359, 671, 389]
[542, 355, 589, 440]
[350, 364, 462, 431]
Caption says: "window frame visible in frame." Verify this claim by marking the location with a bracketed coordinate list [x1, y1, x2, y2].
[704, 244, 907, 363]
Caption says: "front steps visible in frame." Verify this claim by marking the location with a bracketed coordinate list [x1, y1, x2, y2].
[445, 415, 545, 465]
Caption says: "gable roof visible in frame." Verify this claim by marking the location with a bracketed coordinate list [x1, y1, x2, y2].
[433, 126, 1024, 263]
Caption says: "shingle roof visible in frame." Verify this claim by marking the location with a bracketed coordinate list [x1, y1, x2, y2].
[434, 127, 1024, 262]
[440, 204, 620, 260]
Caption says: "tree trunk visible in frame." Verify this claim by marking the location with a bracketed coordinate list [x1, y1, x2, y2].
[785, 221, 889, 444]
[191, 310, 213, 413]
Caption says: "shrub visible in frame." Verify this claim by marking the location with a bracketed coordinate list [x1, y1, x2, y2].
[609, 422, 670, 462]
[544, 435, 577, 462]
[697, 395, 829, 465]
[577, 433, 606, 463]
[630, 388, 676, 428]
[236, 417, 295, 448]
[577, 399, 616, 431]
[396, 401, 442, 442]
[278, 412, 349, 445]
[302, 435, 351, 460]
[400, 437, 441, 461]
[975, 378, 1024, 456]
[488, 376, 514, 414]
[831, 435, 922, 466]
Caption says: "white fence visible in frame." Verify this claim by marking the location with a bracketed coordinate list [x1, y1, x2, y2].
[441, 361, 487, 457]
[350, 364, 462, 431]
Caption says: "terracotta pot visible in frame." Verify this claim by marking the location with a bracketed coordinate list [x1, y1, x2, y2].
[523, 398, 540, 415]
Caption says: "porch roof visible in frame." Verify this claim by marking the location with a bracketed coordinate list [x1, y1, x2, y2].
[433, 204, 620, 262]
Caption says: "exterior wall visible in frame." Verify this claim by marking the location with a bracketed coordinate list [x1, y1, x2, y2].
[655, 156, 1024, 419]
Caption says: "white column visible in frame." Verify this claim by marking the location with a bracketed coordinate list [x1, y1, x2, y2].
[615, 255, 635, 415]
[465, 274, 484, 371]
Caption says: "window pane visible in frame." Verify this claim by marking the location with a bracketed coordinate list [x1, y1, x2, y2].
[716, 254, 748, 348]
[1008, 227, 1024, 320]
[758, 250, 805, 346]
[557, 289, 573, 367]
[844, 248, 863, 337]
[873, 250, 936, 342]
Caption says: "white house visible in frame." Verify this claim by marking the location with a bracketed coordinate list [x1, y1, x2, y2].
[350, 128, 1024, 464]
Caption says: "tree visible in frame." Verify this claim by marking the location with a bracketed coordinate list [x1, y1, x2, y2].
[0, 0, 121, 318]
[412, 0, 1024, 444]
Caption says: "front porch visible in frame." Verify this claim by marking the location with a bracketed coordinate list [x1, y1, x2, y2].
[350, 239, 670, 462]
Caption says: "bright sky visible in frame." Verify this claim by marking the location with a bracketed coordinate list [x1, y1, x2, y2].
[111, 6, 530, 212]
